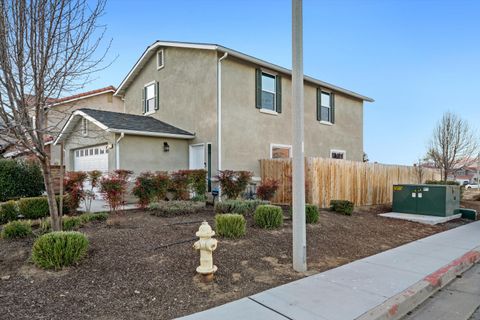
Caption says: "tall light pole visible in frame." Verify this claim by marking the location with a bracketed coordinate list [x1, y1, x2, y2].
[292, 0, 307, 272]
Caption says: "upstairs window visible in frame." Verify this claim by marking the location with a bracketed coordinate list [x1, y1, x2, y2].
[317, 89, 335, 123]
[270, 144, 292, 159]
[331, 149, 346, 160]
[143, 82, 159, 114]
[256, 69, 282, 113]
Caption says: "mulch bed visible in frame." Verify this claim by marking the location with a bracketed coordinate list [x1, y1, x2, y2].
[0, 204, 473, 320]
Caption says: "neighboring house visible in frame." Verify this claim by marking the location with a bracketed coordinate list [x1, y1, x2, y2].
[46, 86, 124, 165]
[55, 40, 373, 187]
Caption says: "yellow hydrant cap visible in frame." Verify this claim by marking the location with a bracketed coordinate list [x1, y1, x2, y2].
[196, 221, 215, 237]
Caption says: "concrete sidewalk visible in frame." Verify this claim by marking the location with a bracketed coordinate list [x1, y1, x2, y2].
[178, 221, 480, 320]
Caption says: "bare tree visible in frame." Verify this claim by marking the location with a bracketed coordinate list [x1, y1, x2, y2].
[0, 0, 109, 231]
[426, 112, 479, 182]
[414, 159, 425, 184]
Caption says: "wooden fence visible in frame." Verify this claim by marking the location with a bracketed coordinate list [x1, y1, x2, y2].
[259, 158, 440, 207]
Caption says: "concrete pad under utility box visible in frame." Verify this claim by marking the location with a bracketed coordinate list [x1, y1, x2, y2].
[379, 212, 461, 225]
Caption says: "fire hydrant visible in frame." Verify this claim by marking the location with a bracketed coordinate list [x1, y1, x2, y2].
[193, 221, 218, 279]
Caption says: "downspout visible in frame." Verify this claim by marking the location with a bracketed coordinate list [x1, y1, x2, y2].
[217, 52, 228, 200]
[115, 132, 125, 170]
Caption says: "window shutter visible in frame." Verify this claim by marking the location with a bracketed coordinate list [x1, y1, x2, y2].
[155, 81, 160, 110]
[316, 88, 321, 121]
[142, 86, 146, 114]
[275, 75, 282, 113]
[330, 92, 335, 124]
[255, 69, 262, 109]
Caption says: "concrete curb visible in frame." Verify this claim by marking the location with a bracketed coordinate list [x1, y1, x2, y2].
[356, 246, 480, 320]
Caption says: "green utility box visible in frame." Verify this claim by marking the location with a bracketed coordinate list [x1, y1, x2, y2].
[392, 184, 460, 217]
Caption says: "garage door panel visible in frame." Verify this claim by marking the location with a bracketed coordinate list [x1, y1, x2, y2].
[74, 145, 109, 173]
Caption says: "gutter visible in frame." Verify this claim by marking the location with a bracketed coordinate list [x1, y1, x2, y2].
[217, 52, 228, 200]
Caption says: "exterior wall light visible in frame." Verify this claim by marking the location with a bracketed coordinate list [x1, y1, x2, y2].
[163, 142, 170, 152]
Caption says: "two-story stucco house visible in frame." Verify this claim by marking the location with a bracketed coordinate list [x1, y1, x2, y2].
[55, 40, 373, 190]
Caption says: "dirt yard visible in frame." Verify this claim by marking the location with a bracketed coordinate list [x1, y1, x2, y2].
[0, 204, 473, 320]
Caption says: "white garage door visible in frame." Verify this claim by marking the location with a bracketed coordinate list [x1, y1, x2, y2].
[74, 145, 109, 173]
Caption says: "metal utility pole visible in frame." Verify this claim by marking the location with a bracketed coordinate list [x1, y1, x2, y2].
[292, 0, 307, 272]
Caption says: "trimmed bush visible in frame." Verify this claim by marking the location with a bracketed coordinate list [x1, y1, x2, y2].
[256, 178, 279, 201]
[31, 231, 89, 270]
[149, 201, 205, 216]
[189, 169, 207, 198]
[41, 212, 108, 233]
[99, 176, 127, 213]
[0, 159, 44, 202]
[254, 205, 283, 229]
[215, 214, 246, 238]
[330, 200, 354, 215]
[78, 212, 109, 223]
[1, 220, 32, 239]
[132, 172, 157, 209]
[153, 172, 170, 202]
[18, 197, 50, 219]
[62, 216, 82, 231]
[305, 204, 319, 224]
[214, 199, 269, 216]
[216, 170, 253, 199]
[0, 200, 18, 224]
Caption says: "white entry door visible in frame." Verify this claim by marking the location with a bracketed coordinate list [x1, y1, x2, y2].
[189, 144, 205, 170]
[73, 145, 109, 173]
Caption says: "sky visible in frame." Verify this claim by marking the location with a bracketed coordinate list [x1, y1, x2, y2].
[84, 0, 480, 166]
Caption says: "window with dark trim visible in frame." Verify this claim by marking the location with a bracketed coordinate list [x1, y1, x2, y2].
[317, 89, 335, 123]
[255, 69, 282, 113]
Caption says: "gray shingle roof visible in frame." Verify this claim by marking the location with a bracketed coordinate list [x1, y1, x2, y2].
[79, 108, 194, 136]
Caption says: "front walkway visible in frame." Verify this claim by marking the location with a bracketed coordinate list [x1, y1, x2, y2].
[179, 221, 480, 320]
[78, 199, 137, 213]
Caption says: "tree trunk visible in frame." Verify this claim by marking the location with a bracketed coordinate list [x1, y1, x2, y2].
[40, 159, 61, 231]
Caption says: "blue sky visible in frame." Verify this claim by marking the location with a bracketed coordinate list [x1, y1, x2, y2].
[86, 0, 480, 165]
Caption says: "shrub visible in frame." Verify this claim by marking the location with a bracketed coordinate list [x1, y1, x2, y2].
[0, 200, 18, 224]
[169, 171, 190, 200]
[305, 204, 319, 224]
[189, 169, 207, 197]
[113, 169, 133, 181]
[191, 194, 207, 202]
[153, 171, 170, 201]
[41, 213, 108, 233]
[62, 216, 82, 231]
[99, 176, 127, 213]
[214, 199, 269, 216]
[217, 170, 253, 199]
[31, 231, 89, 270]
[254, 205, 283, 229]
[330, 200, 354, 215]
[215, 214, 246, 238]
[132, 172, 157, 209]
[64, 171, 88, 213]
[256, 179, 279, 201]
[17, 197, 50, 219]
[78, 212, 109, 223]
[0, 159, 44, 202]
[149, 201, 205, 216]
[1, 220, 32, 239]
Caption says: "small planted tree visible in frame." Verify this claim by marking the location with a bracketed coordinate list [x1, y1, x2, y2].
[217, 170, 253, 199]
[256, 178, 279, 201]
[153, 171, 170, 202]
[100, 172, 129, 214]
[170, 170, 190, 200]
[64, 172, 88, 214]
[132, 172, 156, 210]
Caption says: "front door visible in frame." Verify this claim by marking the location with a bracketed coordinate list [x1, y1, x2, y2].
[189, 144, 205, 170]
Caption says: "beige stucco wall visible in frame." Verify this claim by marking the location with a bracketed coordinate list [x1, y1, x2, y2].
[49, 92, 124, 165]
[64, 120, 116, 171]
[119, 135, 189, 172]
[122, 47, 218, 171]
[221, 57, 364, 176]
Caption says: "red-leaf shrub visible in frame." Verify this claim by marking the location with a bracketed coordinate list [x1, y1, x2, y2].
[114, 169, 133, 182]
[217, 170, 253, 199]
[64, 171, 88, 213]
[188, 169, 207, 198]
[153, 171, 170, 202]
[256, 178, 279, 201]
[132, 172, 156, 210]
[99, 176, 127, 213]
[170, 170, 190, 200]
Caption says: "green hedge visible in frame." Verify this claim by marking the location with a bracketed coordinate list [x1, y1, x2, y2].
[1, 220, 32, 239]
[0, 200, 19, 224]
[330, 200, 354, 215]
[40, 212, 109, 233]
[306, 204, 319, 224]
[215, 199, 269, 216]
[17, 197, 50, 219]
[254, 205, 283, 229]
[149, 201, 205, 216]
[0, 159, 45, 202]
[215, 214, 246, 238]
[31, 231, 89, 270]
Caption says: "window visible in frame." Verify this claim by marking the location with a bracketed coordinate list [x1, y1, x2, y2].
[82, 118, 88, 136]
[95, 148, 99, 155]
[75, 150, 80, 157]
[256, 69, 282, 113]
[317, 89, 335, 123]
[331, 149, 346, 160]
[144, 82, 156, 114]
[270, 144, 292, 159]
[156, 49, 164, 70]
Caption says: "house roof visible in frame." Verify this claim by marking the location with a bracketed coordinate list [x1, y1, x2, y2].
[49, 86, 117, 107]
[114, 40, 374, 103]
[54, 108, 195, 144]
